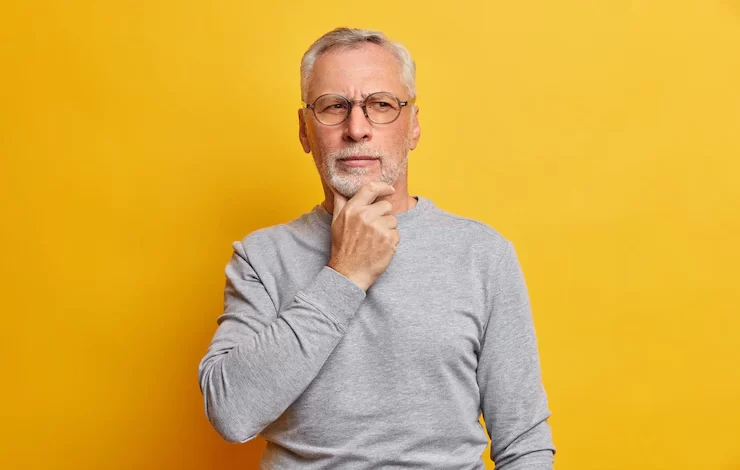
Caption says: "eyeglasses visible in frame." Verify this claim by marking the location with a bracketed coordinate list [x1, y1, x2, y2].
[304, 91, 416, 126]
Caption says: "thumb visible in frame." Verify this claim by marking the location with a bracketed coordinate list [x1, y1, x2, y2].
[332, 189, 348, 223]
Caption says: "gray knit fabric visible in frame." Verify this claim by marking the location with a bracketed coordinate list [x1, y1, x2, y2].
[198, 196, 555, 469]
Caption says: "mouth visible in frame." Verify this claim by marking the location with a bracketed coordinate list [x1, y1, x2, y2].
[338, 156, 379, 168]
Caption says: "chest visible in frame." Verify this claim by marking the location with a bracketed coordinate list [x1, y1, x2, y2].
[270, 231, 493, 378]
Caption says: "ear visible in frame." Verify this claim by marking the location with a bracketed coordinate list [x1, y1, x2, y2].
[298, 109, 311, 154]
[409, 106, 421, 151]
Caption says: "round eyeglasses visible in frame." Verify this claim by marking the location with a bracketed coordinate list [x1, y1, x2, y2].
[304, 92, 416, 126]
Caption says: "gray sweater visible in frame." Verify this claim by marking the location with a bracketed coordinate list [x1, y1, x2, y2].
[198, 196, 555, 469]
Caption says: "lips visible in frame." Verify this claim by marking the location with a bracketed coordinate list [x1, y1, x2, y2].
[338, 156, 379, 168]
[339, 156, 378, 161]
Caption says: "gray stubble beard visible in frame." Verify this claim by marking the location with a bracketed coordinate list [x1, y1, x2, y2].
[316, 137, 411, 198]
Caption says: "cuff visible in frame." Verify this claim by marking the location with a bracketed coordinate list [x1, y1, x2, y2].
[296, 266, 367, 330]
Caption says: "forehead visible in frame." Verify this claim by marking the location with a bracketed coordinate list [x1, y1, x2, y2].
[307, 43, 405, 101]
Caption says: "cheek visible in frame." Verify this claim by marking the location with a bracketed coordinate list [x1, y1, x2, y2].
[309, 126, 341, 150]
[389, 122, 412, 144]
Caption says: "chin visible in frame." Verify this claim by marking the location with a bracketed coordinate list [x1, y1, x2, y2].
[329, 174, 387, 198]
[329, 178, 365, 198]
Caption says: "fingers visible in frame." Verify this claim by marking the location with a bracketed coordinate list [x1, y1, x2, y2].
[350, 182, 396, 207]
[364, 200, 394, 219]
[331, 182, 395, 222]
[377, 214, 398, 230]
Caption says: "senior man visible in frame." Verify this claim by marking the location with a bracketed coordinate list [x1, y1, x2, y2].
[198, 27, 555, 469]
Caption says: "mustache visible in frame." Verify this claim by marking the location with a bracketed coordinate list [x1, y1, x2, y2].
[326, 145, 384, 160]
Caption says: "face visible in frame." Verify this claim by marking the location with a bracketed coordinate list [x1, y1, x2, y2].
[298, 43, 421, 198]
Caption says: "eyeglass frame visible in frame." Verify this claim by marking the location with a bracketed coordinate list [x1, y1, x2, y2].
[303, 91, 417, 126]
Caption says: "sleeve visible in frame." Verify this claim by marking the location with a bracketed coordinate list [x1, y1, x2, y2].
[197, 240, 366, 443]
[477, 241, 556, 469]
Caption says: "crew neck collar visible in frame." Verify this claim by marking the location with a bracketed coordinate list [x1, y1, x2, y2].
[313, 195, 433, 228]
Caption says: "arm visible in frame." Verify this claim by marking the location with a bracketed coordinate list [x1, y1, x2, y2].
[197, 240, 366, 443]
[478, 241, 556, 469]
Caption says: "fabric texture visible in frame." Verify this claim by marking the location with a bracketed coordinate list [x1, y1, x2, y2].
[198, 196, 555, 469]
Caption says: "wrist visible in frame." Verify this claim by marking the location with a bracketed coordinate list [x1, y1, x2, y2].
[327, 262, 371, 291]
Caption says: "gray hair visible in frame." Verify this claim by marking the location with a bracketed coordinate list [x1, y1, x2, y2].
[300, 27, 416, 103]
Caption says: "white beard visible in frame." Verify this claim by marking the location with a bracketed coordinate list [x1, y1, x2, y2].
[316, 138, 411, 198]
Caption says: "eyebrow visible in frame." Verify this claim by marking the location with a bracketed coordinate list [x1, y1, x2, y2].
[334, 92, 377, 100]
[357, 91, 386, 100]
[308, 91, 394, 103]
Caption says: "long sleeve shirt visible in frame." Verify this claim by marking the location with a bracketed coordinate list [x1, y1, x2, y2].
[198, 195, 555, 469]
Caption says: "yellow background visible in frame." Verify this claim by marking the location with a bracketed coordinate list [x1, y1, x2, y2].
[2, 1, 739, 469]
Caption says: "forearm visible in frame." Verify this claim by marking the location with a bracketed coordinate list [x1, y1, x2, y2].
[198, 266, 365, 443]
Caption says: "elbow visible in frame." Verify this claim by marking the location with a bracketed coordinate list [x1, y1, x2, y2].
[494, 450, 555, 470]
[198, 357, 261, 444]
[209, 412, 258, 444]
[205, 391, 260, 444]
[492, 417, 555, 469]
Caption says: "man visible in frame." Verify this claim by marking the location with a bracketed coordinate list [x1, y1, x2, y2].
[198, 27, 555, 469]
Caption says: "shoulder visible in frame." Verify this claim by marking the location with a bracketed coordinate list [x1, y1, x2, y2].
[233, 210, 319, 258]
[423, 201, 513, 261]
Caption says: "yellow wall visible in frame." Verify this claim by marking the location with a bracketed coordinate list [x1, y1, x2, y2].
[2, 1, 739, 469]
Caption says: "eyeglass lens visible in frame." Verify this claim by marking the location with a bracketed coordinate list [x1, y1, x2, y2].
[312, 93, 402, 125]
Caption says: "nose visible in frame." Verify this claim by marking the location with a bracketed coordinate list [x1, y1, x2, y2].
[343, 104, 373, 143]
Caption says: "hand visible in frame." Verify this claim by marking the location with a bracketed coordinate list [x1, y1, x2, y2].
[327, 182, 400, 291]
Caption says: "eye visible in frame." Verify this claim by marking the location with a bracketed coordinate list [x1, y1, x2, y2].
[319, 102, 348, 113]
[368, 99, 396, 112]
